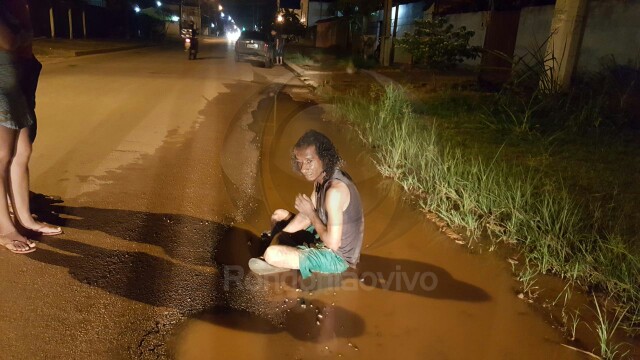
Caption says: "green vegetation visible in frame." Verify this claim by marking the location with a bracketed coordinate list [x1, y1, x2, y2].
[285, 52, 318, 67]
[591, 295, 630, 359]
[334, 82, 640, 343]
[395, 17, 480, 69]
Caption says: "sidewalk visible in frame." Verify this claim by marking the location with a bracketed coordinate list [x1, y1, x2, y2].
[32, 38, 152, 63]
[284, 46, 384, 97]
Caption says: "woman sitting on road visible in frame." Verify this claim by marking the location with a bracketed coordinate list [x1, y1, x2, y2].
[0, 6, 61, 254]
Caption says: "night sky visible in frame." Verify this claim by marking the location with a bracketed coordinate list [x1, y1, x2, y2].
[221, 0, 278, 30]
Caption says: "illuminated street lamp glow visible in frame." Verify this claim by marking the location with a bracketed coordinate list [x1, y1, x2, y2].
[276, 14, 284, 23]
[218, 5, 223, 11]
[156, 1, 161, 6]
[221, 12, 225, 17]
[171, 15, 179, 21]
[134, 5, 141, 13]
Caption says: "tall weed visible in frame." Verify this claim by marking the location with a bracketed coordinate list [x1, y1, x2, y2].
[334, 85, 640, 332]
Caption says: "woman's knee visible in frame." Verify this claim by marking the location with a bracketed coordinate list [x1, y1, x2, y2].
[263, 246, 281, 265]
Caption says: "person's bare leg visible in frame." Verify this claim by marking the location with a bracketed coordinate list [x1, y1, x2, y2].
[270, 209, 292, 227]
[0, 127, 31, 252]
[263, 245, 301, 269]
[282, 213, 311, 233]
[9, 128, 60, 234]
[0, 128, 18, 234]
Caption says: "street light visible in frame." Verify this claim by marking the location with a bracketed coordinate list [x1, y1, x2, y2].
[156, 1, 161, 6]
[134, 5, 141, 13]
[218, 4, 223, 11]
[276, 14, 284, 23]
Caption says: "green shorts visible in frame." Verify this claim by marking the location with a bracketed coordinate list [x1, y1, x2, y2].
[298, 242, 349, 279]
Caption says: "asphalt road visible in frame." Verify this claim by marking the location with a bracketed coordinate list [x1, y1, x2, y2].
[0, 38, 599, 359]
[0, 38, 298, 359]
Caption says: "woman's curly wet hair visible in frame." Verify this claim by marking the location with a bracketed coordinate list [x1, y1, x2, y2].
[292, 130, 344, 178]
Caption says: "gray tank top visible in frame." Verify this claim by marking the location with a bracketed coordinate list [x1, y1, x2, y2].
[315, 169, 364, 266]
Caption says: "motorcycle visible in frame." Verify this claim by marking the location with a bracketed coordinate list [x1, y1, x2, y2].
[182, 29, 199, 60]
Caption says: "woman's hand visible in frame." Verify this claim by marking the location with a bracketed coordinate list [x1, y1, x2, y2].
[294, 194, 315, 219]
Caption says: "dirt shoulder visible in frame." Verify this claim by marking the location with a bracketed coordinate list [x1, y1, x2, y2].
[284, 45, 640, 356]
[32, 38, 152, 63]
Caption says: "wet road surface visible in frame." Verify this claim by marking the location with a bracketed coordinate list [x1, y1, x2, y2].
[0, 39, 587, 359]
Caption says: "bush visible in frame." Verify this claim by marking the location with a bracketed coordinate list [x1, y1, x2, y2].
[395, 17, 480, 70]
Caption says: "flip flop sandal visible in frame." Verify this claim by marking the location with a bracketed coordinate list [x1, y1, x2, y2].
[24, 238, 37, 248]
[5, 240, 36, 254]
[27, 223, 63, 236]
[1, 231, 36, 248]
[0, 232, 36, 254]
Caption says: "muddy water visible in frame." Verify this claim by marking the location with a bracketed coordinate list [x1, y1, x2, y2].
[170, 86, 584, 359]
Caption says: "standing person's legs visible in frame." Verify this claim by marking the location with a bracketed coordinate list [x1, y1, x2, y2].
[27, 58, 42, 144]
[0, 127, 32, 253]
[0, 128, 18, 233]
[9, 128, 61, 235]
[19, 56, 42, 144]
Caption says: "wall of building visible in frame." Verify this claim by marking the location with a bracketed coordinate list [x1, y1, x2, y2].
[391, 1, 428, 63]
[315, 19, 349, 49]
[307, 1, 335, 26]
[447, 1, 640, 72]
[513, 5, 554, 61]
[578, 1, 640, 71]
[445, 11, 488, 66]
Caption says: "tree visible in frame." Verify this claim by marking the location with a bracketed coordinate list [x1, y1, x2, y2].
[279, 9, 305, 37]
[395, 17, 480, 70]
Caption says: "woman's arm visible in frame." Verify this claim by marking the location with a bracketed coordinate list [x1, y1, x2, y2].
[295, 182, 350, 251]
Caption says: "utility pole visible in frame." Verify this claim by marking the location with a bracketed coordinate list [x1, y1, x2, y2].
[68, 8, 73, 39]
[380, 0, 393, 66]
[82, 10, 87, 38]
[545, 0, 588, 90]
[391, 1, 399, 64]
[49, 7, 55, 38]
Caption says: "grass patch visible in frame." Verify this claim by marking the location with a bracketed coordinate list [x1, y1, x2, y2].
[334, 85, 640, 338]
[285, 52, 318, 67]
[285, 44, 381, 72]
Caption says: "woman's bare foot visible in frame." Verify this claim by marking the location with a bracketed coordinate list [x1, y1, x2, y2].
[20, 221, 63, 236]
[0, 231, 36, 254]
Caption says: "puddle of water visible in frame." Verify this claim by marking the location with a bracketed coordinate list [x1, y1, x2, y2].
[171, 85, 588, 359]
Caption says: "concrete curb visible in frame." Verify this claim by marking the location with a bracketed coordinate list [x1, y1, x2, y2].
[284, 61, 319, 89]
[285, 60, 402, 92]
[360, 69, 402, 89]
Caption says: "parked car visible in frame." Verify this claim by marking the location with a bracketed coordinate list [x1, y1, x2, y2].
[235, 31, 274, 68]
